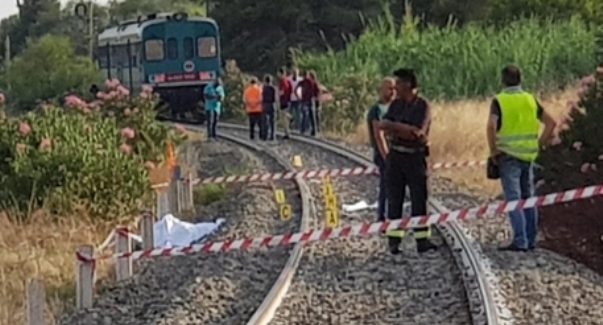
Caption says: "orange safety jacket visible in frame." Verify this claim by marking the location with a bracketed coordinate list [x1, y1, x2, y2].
[244, 85, 263, 114]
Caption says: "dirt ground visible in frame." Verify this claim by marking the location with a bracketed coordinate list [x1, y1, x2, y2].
[540, 197, 603, 275]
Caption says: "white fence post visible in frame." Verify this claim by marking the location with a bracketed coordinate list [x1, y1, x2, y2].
[187, 172, 195, 211]
[26, 279, 45, 325]
[140, 210, 155, 250]
[76, 245, 94, 309]
[168, 165, 181, 215]
[115, 228, 132, 281]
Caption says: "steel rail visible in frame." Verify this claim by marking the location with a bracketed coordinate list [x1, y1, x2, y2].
[216, 122, 503, 325]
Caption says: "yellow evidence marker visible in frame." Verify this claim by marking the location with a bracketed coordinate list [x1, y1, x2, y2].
[322, 178, 334, 197]
[274, 189, 286, 205]
[325, 207, 339, 228]
[280, 204, 292, 221]
[292, 155, 303, 168]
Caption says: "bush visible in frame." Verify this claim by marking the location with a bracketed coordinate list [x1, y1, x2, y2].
[537, 66, 603, 193]
[294, 14, 597, 132]
[0, 81, 185, 219]
[194, 184, 228, 206]
[221, 60, 250, 122]
[5, 35, 100, 110]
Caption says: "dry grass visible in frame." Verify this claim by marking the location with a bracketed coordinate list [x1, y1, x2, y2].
[345, 88, 575, 198]
[0, 210, 115, 324]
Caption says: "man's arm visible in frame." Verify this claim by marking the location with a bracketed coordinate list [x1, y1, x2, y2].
[372, 120, 389, 159]
[379, 120, 419, 140]
[487, 99, 500, 157]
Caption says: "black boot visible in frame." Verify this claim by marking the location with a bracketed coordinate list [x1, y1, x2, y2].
[416, 239, 438, 253]
[388, 237, 401, 255]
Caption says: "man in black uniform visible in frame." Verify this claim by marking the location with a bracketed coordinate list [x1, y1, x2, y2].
[378, 68, 437, 254]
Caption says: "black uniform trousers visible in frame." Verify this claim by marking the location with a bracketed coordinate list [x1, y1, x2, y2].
[386, 150, 429, 245]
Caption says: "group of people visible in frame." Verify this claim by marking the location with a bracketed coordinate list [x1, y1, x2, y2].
[203, 68, 326, 141]
[243, 68, 325, 140]
[367, 65, 556, 255]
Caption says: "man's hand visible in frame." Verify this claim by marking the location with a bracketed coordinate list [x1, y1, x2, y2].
[413, 129, 427, 143]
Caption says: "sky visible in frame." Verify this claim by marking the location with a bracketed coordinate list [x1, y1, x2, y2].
[0, 0, 110, 20]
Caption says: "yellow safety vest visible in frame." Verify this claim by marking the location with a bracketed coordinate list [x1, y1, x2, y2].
[386, 226, 431, 239]
[496, 91, 540, 162]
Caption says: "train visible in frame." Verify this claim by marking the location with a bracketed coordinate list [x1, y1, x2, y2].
[97, 12, 223, 124]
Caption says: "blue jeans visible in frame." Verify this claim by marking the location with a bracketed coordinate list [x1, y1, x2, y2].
[206, 111, 219, 138]
[374, 153, 387, 222]
[290, 101, 301, 130]
[300, 102, 316, 135]
[499, 155, 538, 249]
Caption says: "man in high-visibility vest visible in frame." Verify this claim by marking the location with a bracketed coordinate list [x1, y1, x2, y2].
[487, 65, 557, 252]
[243, 77, 264, 140]
[378, 68, 437, 254]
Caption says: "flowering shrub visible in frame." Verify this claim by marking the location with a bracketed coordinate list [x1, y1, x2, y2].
[537, 66, 603, 193]
[0, 80, 186, 219]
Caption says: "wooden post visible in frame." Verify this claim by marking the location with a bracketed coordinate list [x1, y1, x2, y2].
[187, 172, 195, 212]
[76, 245, 94, 309]
[26, 279, 45, 325]
[168, 166, 181, 214]
[115, 228, 132, 281]
[156, 187, 169, 219]
[140, 210, 155, 250]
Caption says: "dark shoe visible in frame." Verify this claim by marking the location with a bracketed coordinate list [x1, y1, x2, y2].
[388, 237, 401, 255]
[498, 244, 528, 252]
[283, 135, 290, 140]
[416, 239, 438, 253]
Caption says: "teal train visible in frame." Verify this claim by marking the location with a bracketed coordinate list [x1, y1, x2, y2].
[97, 12, 222, 123]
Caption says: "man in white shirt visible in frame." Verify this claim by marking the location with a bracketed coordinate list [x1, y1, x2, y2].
[289, 68, 303, 131]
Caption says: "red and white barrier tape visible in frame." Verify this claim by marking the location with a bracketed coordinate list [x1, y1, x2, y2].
[76, 184, 603, 264]
[194, 160, 487, 185]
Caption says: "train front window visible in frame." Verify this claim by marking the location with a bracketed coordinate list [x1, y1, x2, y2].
[183, 37, 194, 59]
[197, 37, 216, 58]
[145, 39, 164, 61]
[167, 38, 178, 60]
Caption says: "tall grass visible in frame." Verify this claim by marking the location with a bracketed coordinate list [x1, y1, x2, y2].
[294, 13, 597, 132]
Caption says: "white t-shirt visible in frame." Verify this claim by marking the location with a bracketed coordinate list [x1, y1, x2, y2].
[289, 76, 303, 102]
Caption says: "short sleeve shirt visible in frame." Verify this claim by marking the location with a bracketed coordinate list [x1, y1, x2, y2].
[383, 96, 431, 148]
[366, 103, 389, 152]
[204, 84, 225, 113]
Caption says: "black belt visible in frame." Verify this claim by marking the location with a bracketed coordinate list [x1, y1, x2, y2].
[390, 145, 426, 154]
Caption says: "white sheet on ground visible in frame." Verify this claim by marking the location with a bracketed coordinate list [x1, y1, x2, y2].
[153, 214, 225, 248]
[342, 200, 411, 213]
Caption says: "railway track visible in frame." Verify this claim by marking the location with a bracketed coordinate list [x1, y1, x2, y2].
[60, 126, 311, 324]
[216, 123, 510, 324]
[61, 121, 510, 324]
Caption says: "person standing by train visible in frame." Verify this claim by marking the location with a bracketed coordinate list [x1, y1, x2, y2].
[378, 68, 437, 254]
[278, 68, 293, 139]
[243, 77, 264, 140]
[261, 75, 277, 141]
[367, 77, 396, 223]
[204, 78, 225, 140]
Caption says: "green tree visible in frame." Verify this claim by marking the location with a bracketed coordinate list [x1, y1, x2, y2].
[6, 35, 100, 109]
[108, 0, 206, 22]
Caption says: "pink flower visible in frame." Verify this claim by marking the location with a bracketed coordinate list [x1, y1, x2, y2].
[0, 92, 5, 105]
[581, 163, 590, 173]
[559, 123, 570, 131]
[106, 91, 119, 101]
[96, 92, 106, 100]
[591, 164, 598, 171]
[16, 143, 27, 155]
[580, 75, 596, 87]
[39, 138, 52, 152]
[598, 154, 603, 161]
[140, 91, 150, 99]
[124, 108, 133, 117]
[572, 142, 583, 151]
[119, 143, 132, 155]
[597, 66, 603, 75]
[19, 122, 32, 136]
[144, 161, 156, 170]
[65, 95, 88, 110]
[116, 85, 130, 97]
[578, 85, 589, 98]
[174, 124, 187, 134]
[120, 127, 136, 140]
[105, 79, 120, 90]
[142, 84, 153, 94]
[89, 100, 102, 110]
